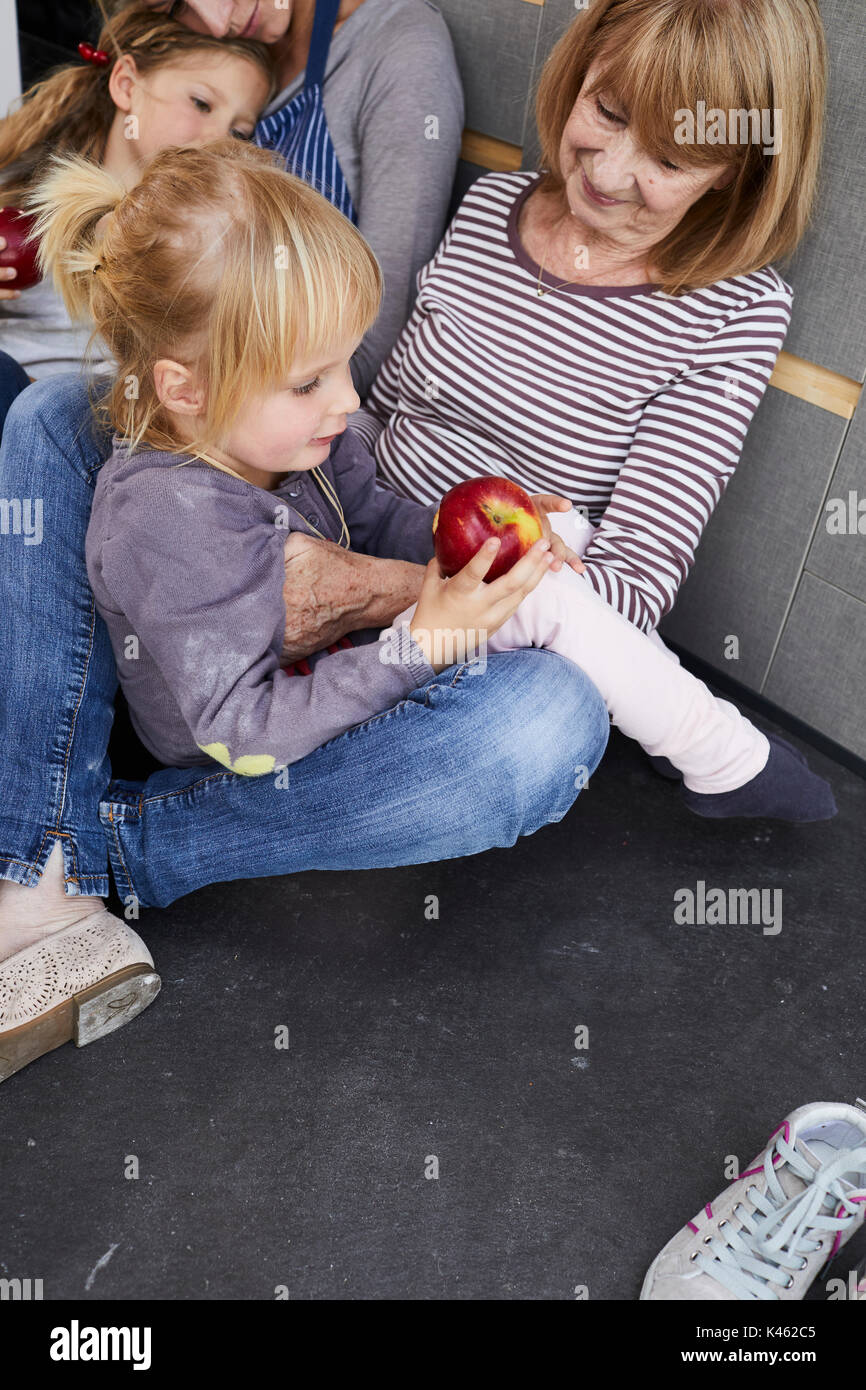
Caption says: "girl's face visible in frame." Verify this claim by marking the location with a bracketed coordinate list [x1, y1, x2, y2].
[108, 51, 271, 162]
[157, 335, 363, 491]
[558, 60, 735, 251]
[220, 339, 363, 488]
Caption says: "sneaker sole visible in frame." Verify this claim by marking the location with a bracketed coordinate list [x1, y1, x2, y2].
[0, 963, 161, 1084]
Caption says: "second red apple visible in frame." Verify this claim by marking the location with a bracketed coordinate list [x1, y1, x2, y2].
[0, 207, 41, 291]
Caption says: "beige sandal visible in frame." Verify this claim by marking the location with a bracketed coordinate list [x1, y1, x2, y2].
[0, 911, 160, 1084]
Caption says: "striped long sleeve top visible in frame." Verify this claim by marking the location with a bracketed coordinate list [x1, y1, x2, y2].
[350, 170, 793, 633]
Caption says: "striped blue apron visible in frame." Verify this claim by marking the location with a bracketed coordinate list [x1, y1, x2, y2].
[254, 0, 358, 224]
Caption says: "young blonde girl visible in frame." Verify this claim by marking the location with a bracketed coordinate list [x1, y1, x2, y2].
[26, 137, 833, 820]
[0, 3, 276, 383]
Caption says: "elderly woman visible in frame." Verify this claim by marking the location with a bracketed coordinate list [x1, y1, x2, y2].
[0, 0, 828, 1081]
[357, 0, 823, 633]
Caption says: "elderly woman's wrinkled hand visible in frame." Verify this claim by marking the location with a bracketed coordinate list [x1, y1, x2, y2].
[281, 532, 374, 663]
[281, 532, 428, 664]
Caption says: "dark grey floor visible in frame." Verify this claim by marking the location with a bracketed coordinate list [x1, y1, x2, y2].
[1, 715, 864, 1301]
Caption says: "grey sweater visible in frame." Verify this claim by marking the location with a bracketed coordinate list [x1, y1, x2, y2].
[85, 428, 439, 775]
[260, 0, 465, 398]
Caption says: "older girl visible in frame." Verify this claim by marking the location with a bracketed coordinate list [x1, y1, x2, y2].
[0, 4, 276, 397]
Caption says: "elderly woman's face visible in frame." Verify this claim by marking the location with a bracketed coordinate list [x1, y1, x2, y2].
[560, 61, 735, 243]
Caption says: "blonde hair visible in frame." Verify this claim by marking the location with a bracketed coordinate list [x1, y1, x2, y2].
[534, 0, 828, 294]
[0, 2, 277, 206]
[25, 138, 383, 457]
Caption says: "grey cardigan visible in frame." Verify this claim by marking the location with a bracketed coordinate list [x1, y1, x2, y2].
[85, 427, 438, 775]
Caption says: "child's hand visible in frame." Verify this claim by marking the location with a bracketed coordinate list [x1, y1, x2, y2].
[530, 493, 586, 575]
[409, 535, 555, 674]
[0, 238, 22, 300]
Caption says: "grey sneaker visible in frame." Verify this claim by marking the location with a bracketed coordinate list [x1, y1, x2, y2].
[641, 1101, 866, 1300]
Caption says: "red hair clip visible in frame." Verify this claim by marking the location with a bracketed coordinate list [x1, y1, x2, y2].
[78, 42, 111, 67]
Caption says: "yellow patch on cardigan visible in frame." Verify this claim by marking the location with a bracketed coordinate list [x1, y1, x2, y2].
[199, 741, 276, 777]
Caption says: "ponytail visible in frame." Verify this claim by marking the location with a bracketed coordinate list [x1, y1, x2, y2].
[23, 152, 126, 325]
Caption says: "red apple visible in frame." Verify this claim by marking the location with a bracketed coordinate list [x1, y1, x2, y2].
[432, 475, 545, 583]
[0, 207, 42, 290]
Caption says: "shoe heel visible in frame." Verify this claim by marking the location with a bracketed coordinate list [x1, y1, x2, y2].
[74, 964, 161, 1047]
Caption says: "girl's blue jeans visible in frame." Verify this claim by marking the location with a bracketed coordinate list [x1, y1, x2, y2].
[0, 373, 609, 909]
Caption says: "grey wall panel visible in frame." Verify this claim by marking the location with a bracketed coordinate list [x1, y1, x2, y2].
[517, 0, 866, 381]
[433, 0, 543, 146]
[763, 573, 866, 759]
[779, 0, 866, 382]
[805, 399, 866, 602]
[521, 0, 575, 171]
[658, 391, 845, 688]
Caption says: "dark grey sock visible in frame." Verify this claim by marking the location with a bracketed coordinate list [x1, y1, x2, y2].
[681, 732, 837, 823]
[646, 754, 683, 782]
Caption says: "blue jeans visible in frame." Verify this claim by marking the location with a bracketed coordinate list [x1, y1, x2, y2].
[0, 374, 609, 909]
[0, 349, 31, 441]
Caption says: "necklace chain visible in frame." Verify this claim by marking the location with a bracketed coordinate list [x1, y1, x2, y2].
[177, 451, 351, 549]
[535, 241, 594, 299]
[308, 464, 351, 548]
[532, 210, 656, 299]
